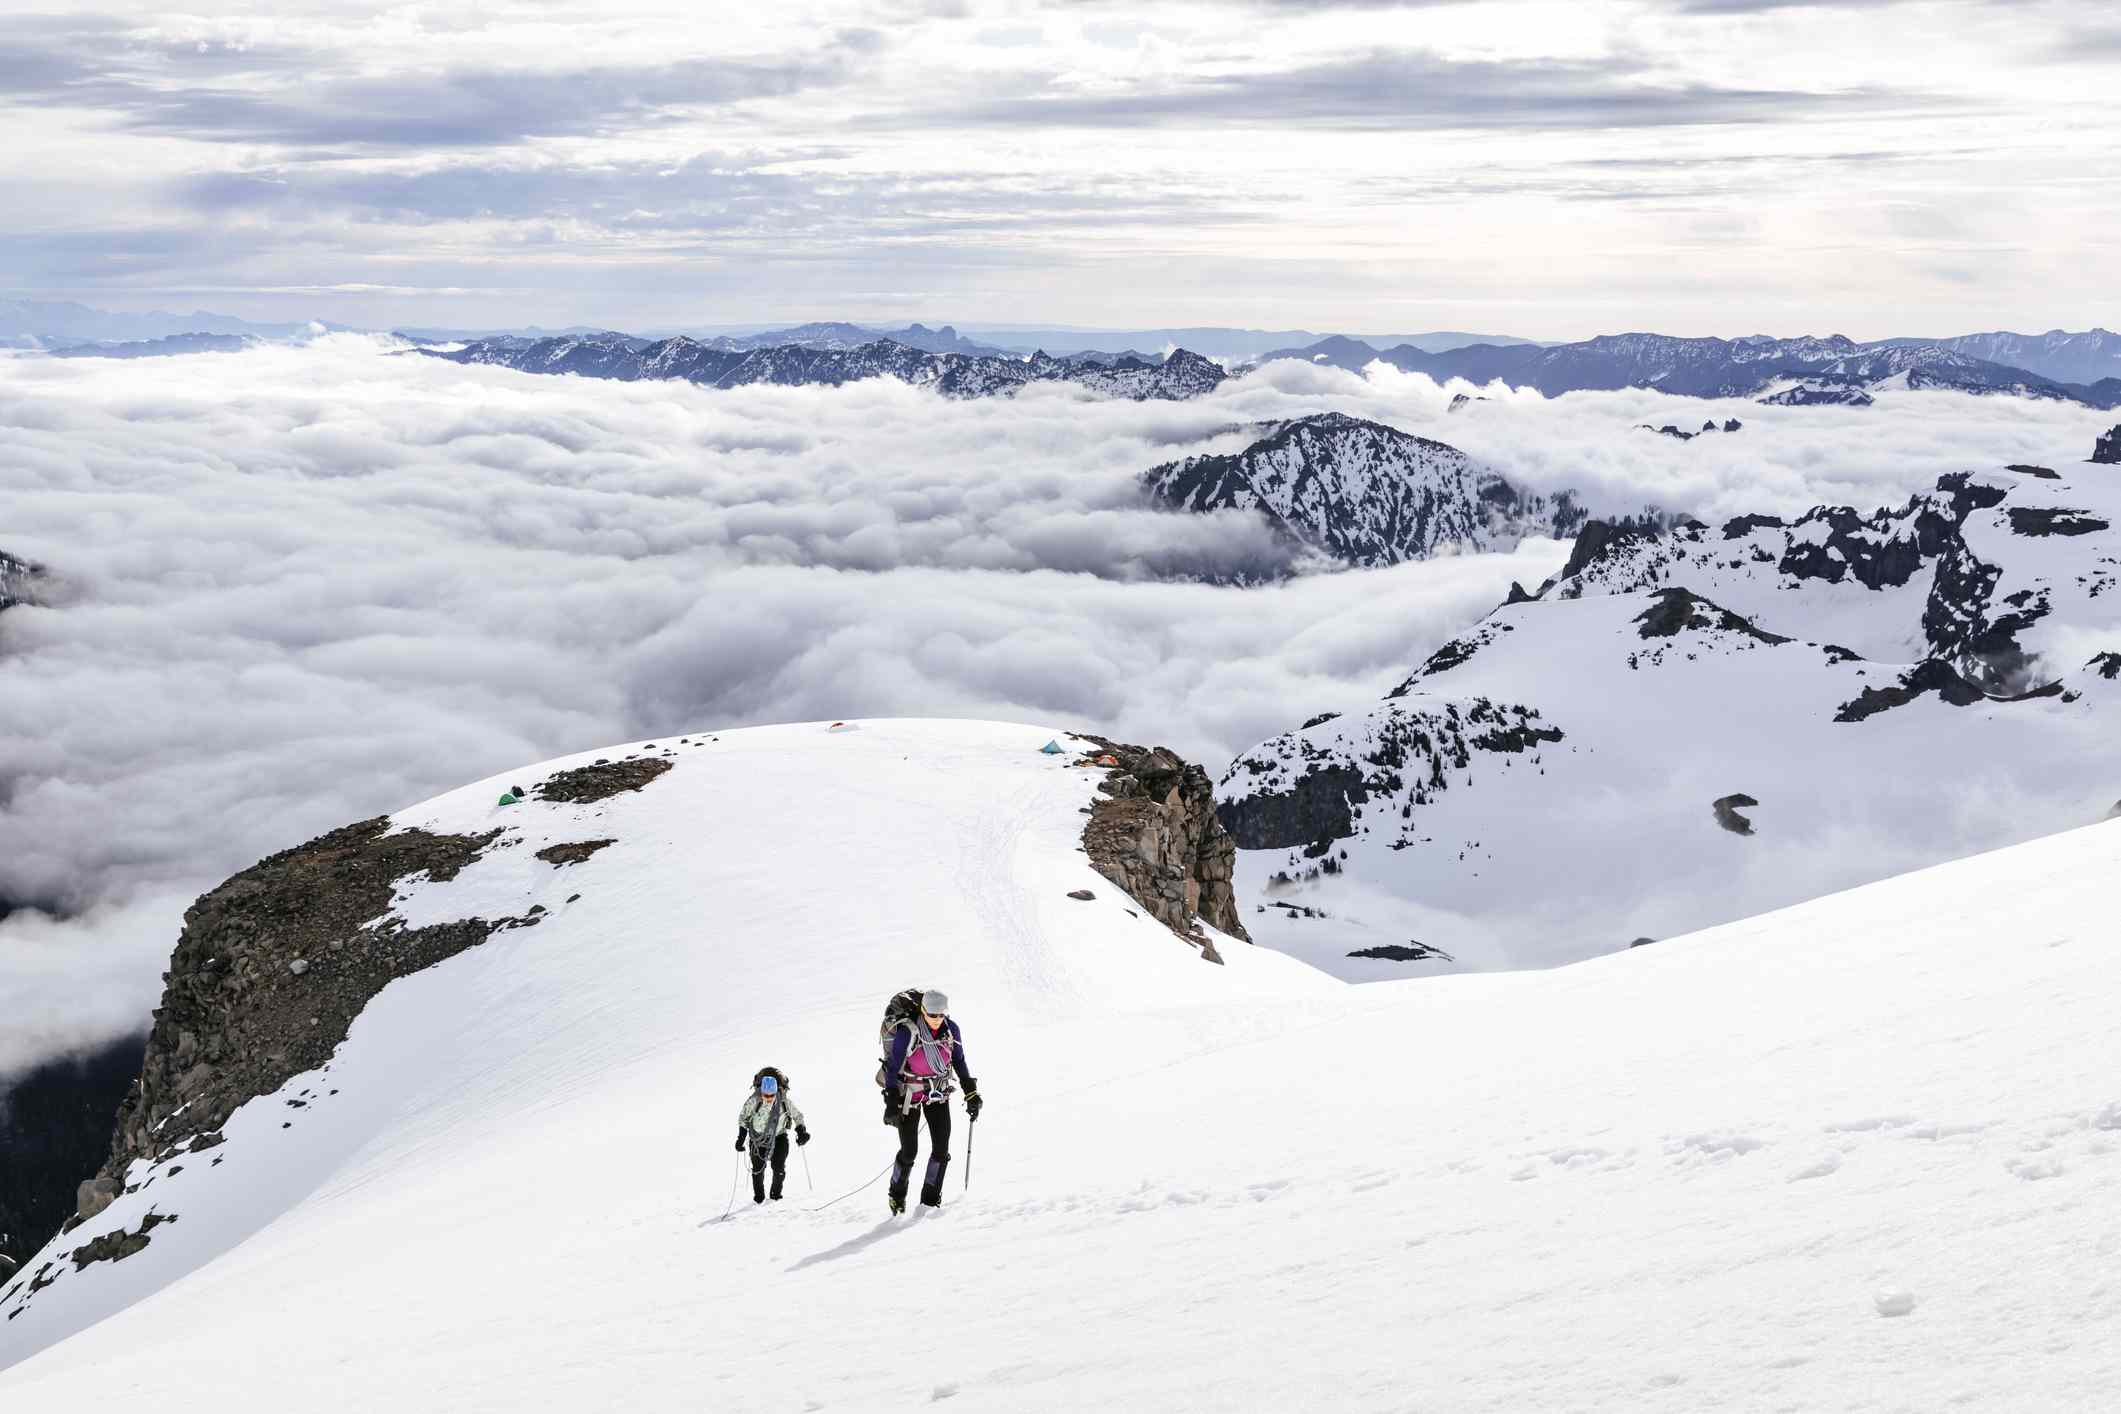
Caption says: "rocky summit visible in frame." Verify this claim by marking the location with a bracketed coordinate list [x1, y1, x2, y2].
[1138, 412, 1595, 578]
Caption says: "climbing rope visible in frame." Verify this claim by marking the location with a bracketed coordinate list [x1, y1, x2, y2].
[806, 1159, 894, 1214]
[715, 1151, 744, 1224]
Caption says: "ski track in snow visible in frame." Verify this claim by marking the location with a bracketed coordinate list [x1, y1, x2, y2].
[1, 720, 2117, 1411]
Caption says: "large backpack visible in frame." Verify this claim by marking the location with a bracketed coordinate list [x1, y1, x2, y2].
[875, 988, 928, 1089]
[744, 1066, 790, 1151]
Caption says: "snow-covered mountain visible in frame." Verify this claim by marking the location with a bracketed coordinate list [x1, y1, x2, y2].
[1874, 328, 2121, 385]
[1139, 412, 1593, 577]
[676, 320, 1009, 357]
[1261, 331, 2121, 407]
[4, 718, 2118, 1411]
[1219, 461, 2121, 974]
[425, 334, 1228, 401]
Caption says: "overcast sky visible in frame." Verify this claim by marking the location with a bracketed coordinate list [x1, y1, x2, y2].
[2, 0, 2116, 339]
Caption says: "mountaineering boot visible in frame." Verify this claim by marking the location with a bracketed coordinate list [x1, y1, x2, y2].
[751, 1166, 767, 1205]
[919, 1155, 950, 1208]
[770, 1172, 784, 1201]
[888, 1157, 914, 1214]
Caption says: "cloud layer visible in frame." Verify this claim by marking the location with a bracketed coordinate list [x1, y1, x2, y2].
[1, 340, 2110, 1069]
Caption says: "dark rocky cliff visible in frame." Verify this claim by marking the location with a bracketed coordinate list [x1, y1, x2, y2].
[1076, 737, 1251, 963]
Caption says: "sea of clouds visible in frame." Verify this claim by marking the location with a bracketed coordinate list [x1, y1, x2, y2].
[1, 336, 2111, 1071]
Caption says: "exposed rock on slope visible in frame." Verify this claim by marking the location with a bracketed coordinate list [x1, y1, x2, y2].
[1078, 737, 1250, 960]
[1547, 469, 2116, 692]
[78, 818, 539, 1223]
[2095, 426, 2121, 465]
[0, 550, 41, 614]
[1218, 697, 1564, 858]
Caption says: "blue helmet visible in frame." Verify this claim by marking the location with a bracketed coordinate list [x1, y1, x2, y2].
[758, 1074, 778, 1095]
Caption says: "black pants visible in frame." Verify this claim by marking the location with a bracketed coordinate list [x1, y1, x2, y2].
[891, 1102, 952, 1205]
[750, 1133, 789, 1201]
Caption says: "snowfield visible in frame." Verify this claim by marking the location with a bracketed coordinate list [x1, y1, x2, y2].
[3, 719, 2118, 1411]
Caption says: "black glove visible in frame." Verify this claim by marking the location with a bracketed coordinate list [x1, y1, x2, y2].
[882, 1090, 901, 1126]
[964, 1085, 983, 1122]
[795, 1126, 811, 1147]
[733, 1131, 746, 1152]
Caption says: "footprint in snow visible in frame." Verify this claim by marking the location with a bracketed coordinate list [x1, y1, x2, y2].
[1787, 1153, 1842, 1182]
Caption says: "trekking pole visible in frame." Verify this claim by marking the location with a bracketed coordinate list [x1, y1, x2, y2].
[964, 1117, 975, 1194]
[802, 1145, 814, 1193]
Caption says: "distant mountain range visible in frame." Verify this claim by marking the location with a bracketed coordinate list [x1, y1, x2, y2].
[421, 331, 1229, 401]
[49, 333, 258, 359]
[1254, 331, 2121, 408]
[0, 300, 335, 349]
[962, 327, 1541, 359]
[11, 300, 2119, 408]
[1869, 329, 2121, 386]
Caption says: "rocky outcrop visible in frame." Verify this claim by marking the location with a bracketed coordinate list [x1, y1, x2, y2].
[1712, 794, 1760, 836]
[86, 817, 544, 1209]
[535, 839, 615, 867]
[535, 757, 670, 804]
[1218, 698, 1564, 858]
[1077, 737, 1251, 962]
[2093, 426, 2120, 465]
[0, 549, 41, 615]
[1635, 589, 1790, 645]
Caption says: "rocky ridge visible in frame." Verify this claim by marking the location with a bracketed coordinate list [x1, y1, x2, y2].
[425, 334, 1229, 402]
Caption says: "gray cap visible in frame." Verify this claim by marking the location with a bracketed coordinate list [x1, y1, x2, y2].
[921, 989, 950, 1015]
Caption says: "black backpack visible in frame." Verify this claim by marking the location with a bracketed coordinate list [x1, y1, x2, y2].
[875, 988, 926, 1088]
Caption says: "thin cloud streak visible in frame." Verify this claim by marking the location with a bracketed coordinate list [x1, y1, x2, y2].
[932, 48, 1944, 132]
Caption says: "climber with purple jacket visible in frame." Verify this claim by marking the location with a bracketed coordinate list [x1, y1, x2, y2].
[881, 989, 981, 1213]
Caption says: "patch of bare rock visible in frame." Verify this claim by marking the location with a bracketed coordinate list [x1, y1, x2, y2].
[1075, 736, 1251, 963]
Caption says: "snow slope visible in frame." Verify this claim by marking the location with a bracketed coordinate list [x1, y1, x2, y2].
[5, 720, 2119, 1411]
[1223, 463, 2121, 973]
